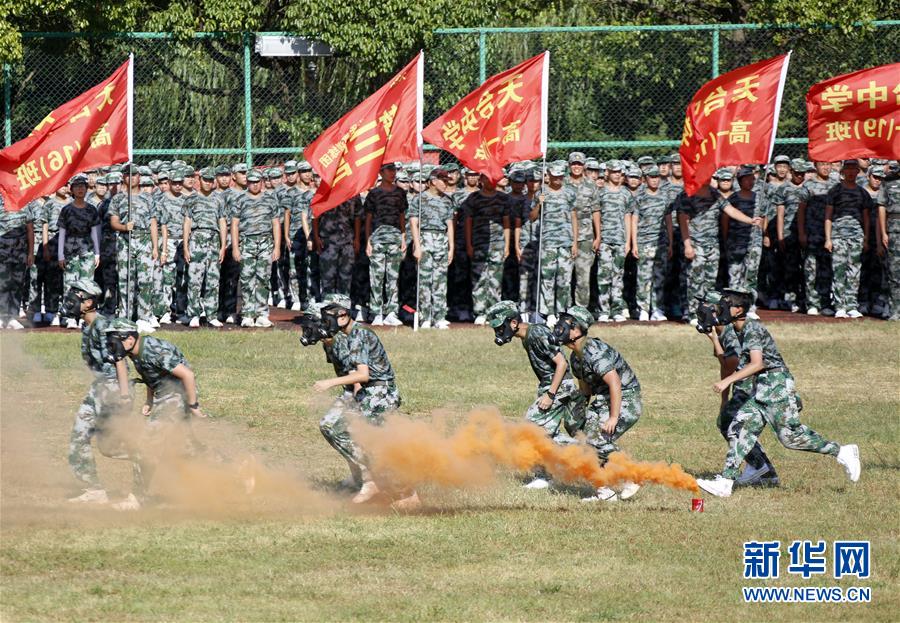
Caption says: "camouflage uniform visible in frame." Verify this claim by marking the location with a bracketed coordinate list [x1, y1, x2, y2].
[22, 200, 42, 315]
[347, 323, 401, 420]
[725, 191, 766, 302]
[286, 187, 314, 305]
[365, 187, 408, 317]
[877, 178, 900, 319]
[0, 202, 30, 322]
[679, 188, 721, 317]
[411, 190, 455, 324]
[217, 186, 243, 320]
[113, 192, 157, 321]
[95, 196, 120, 314]
[773, 180, 805, 307]
[720, 319, 839, 480]
[154, 193, 188, 318]
[58, 203, 100, 304]
[317, 197, 359, 297]
[270, 183, 291, 304]
[513, 192, 538, 313]
[827, 184, 873, 312]
[234, 191, 278, 319]
[35, 196, 66, 316]
[633, 186, 670, 314]
[799, 177, 835, 309]
[317, 332, 363, 483]
[184, 191, 225, 320]
[594, 186, 635, 317]
[536, 186, 576, 315]
[567, 177, 600, 307]
[569, 337, 642, 462]
[463, 191, 511, 317]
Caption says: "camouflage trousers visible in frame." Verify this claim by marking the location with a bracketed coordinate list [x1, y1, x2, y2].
[537, 245, 573, 316]
[722, 372, 839, 479]
[186, 231, 221, 319]
[777, 235, 803, 306]
[96, 254, 118, 315]
[830, 236, 862, 312]
[218, 244, 240, 319]
[63, 252, 97, 316]
[888, 225, 900, 319]
[584, 388, 642, 462]
[686, 242, 720, 316]
[717, 388, 773, 472]
[0, 234, 27, 319]
[318, 390, 364, 485]
[727, 239, 762, 302]
[239, 236, 274, 318]
[286, 229, 306, 305]
[596, 242, 626, 316]
[154, 238, 187, 318]
[418, 231, 449, 324]
[518, 243, 537, 313]
[525, 378, 586, 444]
[471, 248, 505, 317]
[803, 245, 833, 310]
[117, 234, 156, 321]
[573, 239, 596, 308]
[319, 239, 354, 297]
[30, 239, 63, 315]
[355, 382, 401, 421]
[369, 240, 402, 316]
[636, 241, 669, 314]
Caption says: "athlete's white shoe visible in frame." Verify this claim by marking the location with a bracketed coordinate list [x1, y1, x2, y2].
[355, 309, 366, 322]
[523, 478, 550, 490]
[638, 311, 650, 322]
[112, 493, 141, 511]
[276, 299, 287, 309]
[66, 318, 79, 329]
[290, 301, 302, 311]
[435, 319, 451, 330]
[613, 314, 626, 322]
[149, 316, 161, 328]
[352, 481, 380, 504]
[208, 318, 223, 327]
[847, 309, 863, 319]
[806, 307, 819, 316]
[581, 486, 618, 502]
[650, 310, 667, 321]
[189, 316, 201, 328]
[225, 315, 236, 324]
[240, 317, 255, 327]
[689, 318, 699, 327]
[136, 319, 156, 334]
[7, 318, 24, 330]
[419, 320, 432, 330]
[696, 475, 734, 498]
[255, 316, 273, 328]
[371, 314, 384, 326]
[473, 315, 486, 326]
[746, 307, 760, 320]
[159, 312, 172, 325]
[597, 314, 610, 323]
[834, 309, 849, 319]
[68, 488, 109, 504]
[383, 312, 402, 326]
[619, 482, 641, 500]
[836, 444, 861, 482]
[49, 314, 60, 326]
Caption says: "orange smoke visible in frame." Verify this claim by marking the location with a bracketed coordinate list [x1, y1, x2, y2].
[352, 409, 699, 493]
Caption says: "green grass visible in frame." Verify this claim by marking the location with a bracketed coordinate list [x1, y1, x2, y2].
[1, 321, 899, 621]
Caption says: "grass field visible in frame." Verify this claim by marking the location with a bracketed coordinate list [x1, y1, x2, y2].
[1, 320, 898, 621]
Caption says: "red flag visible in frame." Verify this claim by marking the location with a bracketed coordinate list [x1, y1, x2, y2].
[423, 52, 549, 185]
[306, 52, 423, 216]
[0, 57, 132, 211]
[806, 63, 900, 161]
[679, 53, 791, 195]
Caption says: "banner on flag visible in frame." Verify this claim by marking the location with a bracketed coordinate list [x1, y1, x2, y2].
[679, 53, 791, 195]
[0, 57, 132, 211]
[806, 63, 900, 161]
[422, 52, 549, 184]
[306, 52, 423, 216]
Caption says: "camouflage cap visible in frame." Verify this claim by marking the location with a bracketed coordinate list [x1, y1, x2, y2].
[69, 174, 89, 186]
[147, 159, 163, 173]
[95, 174, 110, 185]
[548, 164, 566, 177]
[282, 160, 298, 173]
[156, 170, 170, 182]
[246, 169, 263, 182]
[509, 169, 527, 183]
[199, 167, 216, 180]
[584, 158, 600, 170]
[773, 154, 791, 165]
[568, 151, 586, 164]
[656, 154, 672, 164]
[643, 165, 661, 177]
[322, 293, 351, 310]
[625, 166, 642, 178]
[232, 163, 249, 173]
[169, 170, 185, 183]
[716, 168, 734, 181]
[303, 300, 327, 316]
[560, 305, 594, 330]
[103, 317, 139, 333]
[789, 158, 807, 172]
[171, 159, 187, 169]
[108, 164, 123, 173]
[298, 160, 313, 172]
[636, 156, 656, 166]
[396, 170, 410, 183]
[429, 167, 451, 181]
[181, 165, 195, 177]
[442, 162, 460, 172]
[486, 300, 519, 328]
[107, 172, 123, 184]
[869, 165, 885, 178]
[268, 166, 283, 177]
[669, 153, 681, 163]
[803, 160, 815, 172]
[736, 166, 755, 179]
[137, 165, 153, 176]
[68, 278, 103, 298]
[138, 175, 154, 186]
[215, 165, 232, 176]
[704, 290, 723, 305]
[606, 160, 623, 172]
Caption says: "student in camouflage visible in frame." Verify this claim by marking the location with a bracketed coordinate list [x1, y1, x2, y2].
[551, 305, 642, 502]
[274, 161, 301, 309]
[825, 159, 872, 318]
[315, 196, 360, 299]
[797, 161, 836, 314]
[365, 163, 407, 326]
[696, 289, 861, 498]
[35, 187, 69, 324]
[410, 168, 456, 329]
[566, 152, 601, 308]
[678, 176, 727, 320]
[535, 164, 577, 321]
[513, 168, 540, 316]
[183, 168, 227, 327]
[57, 175, 101, 329]
[217, 163, 246, 323]
[722, 167, 767, 315]
[284, 163, 316, 308]
[0, 195, 34, 330]
[23, 199, 44, 323]
[774, 161, 808, 312]
[154, 171, 188, 324]
[876, 166, 900, 320]
[232, 169, 280, 327]
[594, 161, 635, 322]
[631, 165, 673, 321]
[463, 174, 512, 325]
[94, 174, 121, 315]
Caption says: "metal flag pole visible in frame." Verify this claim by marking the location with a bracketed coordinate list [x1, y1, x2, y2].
[124, 53, 135, 319]
[533, 51, 550, 323]
[534, 156, 546, 322]
[414, 150, 424, 332]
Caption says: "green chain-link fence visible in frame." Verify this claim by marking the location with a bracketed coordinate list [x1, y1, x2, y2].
[4, 22, 899, 168]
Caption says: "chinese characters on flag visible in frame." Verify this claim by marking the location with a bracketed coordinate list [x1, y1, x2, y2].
[0, 57, 132, 211]
[806, 63, 900, 161]
[679, 53, 791, 195]
[306, 52, 423, 216]
[423, 52, 549, 184]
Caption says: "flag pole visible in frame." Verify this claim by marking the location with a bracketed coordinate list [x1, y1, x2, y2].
[413, 50, 424, 332]
[534, 51, 550, 323]
[125, 53, 134, 319]
[414, 150, 423, 332]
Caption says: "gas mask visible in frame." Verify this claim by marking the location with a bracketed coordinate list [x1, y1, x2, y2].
[694, 299, 732, 334]
[105, 332, 136, 363]
[492, 318, 517, 346]
[320, 305, 345, 337]
[62, 289, 98, 320]
[299, 315, 329, 346]
[550, 316, 579, 346]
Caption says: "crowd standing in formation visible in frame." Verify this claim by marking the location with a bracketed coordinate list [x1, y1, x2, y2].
[1, 152, 899, 332]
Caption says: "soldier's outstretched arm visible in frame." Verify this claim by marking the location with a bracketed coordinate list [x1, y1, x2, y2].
[314, 364, 370, 392]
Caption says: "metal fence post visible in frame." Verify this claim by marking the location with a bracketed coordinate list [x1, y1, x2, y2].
[478, 30, 486, 84]
[3, 63, 11, 146]
[711, 26, 720, 78]
[243, 32, 253, 166]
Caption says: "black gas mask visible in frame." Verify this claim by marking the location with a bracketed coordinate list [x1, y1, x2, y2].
[299, 314, 329, 346]
[493, 317, 518, 346]
[63, 289, 99, 320]
[105, 332, 136, 363]
[320, 305, 346, 337]
[694, 298, 732, 334]
[550, 316, 579, 346]
[720, 291, 752, 323]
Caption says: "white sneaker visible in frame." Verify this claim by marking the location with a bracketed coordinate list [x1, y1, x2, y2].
[435, 319, 450, 330]
[613, 314, 626, 322]
[255, 316, 273, 328]
[290, 302, 302, 311]
[276, 299, 287, 309]
[581, 486, 618, 502]
[391, 490, 421, 511]
[18, 307, 26, 318]
[638, 311, 650, 322]
[836, 444, 861, 482]
[523, 478, 550, 490]
[135, 319, 154, 334]
[372, 314, 384, 326]
[352, 481, 380, 504]
[189, 316, 201, 328]
[32, 312, 43, 324]
[834, 309, 848, 319]
[225, 315, 236, 324]
[65, 318, 78, 329]
[419, 320, 432, 330]
[597, 314, 610, 323]
[159, 312, 172, 324]
[790, 304, 800, 313]
[7, 318, 24, 330]
[847, 309, 862, 319]
[240, 317, 255, 327]
[746, 307, 760, 320]
[619, 482, 641, 500]
[546, 314, 557, 328]
[68, 488, 109, 504]
[149, 316, 161, 328]
[806, 307, 819, 316]
[696, 475, 734, 498]
[473, 315, 486, 326]
[48, 314, 60, 326]
[208, 318, 223, 327]
[112, 493, 141, 511]
[267, 295, 273, 306]
[0, 318, 5, 329]
[689, 318, 699, 327]
[383, 312, 402, 326]
[650, 310, 667, 321]
[355, 309, 366, 322]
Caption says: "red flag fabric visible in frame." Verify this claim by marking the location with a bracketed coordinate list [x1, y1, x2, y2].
[806, 63, 900, 161]
[422, 52, 549, 185]
[0, 58, 132, 211]
[306, 52, 423, 216]
[679, 53, 791, 195]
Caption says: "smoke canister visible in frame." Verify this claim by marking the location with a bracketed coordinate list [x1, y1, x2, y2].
[691, 498, 705, 512]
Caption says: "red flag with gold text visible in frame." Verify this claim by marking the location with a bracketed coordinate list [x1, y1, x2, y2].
[806, 63, 900, 161]
[422, 52, 549, 184]
[679, 53, 791, 195]
[0, 57, 132, 211]
[306, 52, 423, 216]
